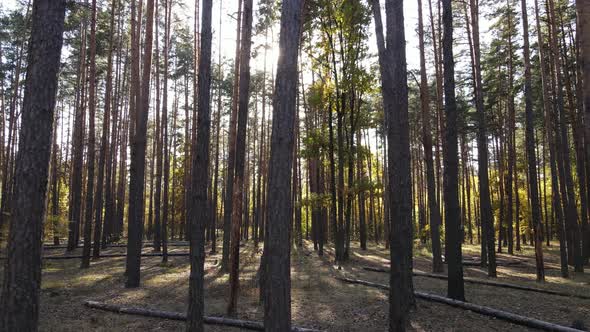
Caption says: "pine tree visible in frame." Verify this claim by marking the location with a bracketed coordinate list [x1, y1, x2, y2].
[125, 0, 155, 287]
[228, 0, 253, 315]
[263, 0, 304, 329]
[0, 0, 66, 329]
[371, 0, 415, 329]
[442, 0, 465, 301]
[521, 0, 545, 281]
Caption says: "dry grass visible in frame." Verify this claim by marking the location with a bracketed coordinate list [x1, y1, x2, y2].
[0, 239, 589, 331]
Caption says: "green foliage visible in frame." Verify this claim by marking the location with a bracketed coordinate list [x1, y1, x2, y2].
[482, 0, 522, 134]
[171, 24, 194, 80]
[301, 192, 331, 209]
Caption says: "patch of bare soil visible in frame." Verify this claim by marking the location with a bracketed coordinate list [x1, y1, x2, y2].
[1, 240, 588, 331]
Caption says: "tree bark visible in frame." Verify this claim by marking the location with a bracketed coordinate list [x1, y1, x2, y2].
[578, 0, 590, 264]
[222, 0, 243, 272]
[418, 0, 443, 273]
[0, 1, 66, 329]
[263, 1, 304, 329]
[357, 129, 367, 250]
[469, 0, 496, 277]
[161, 0, 173, 263]
[548, 0, 583, 272]
[50, 115, 60, 246]
[211, 1, 224, 253]
[93, 0, 117, 258]
[185, 0, 212, 326]
[441, 0, 465, 301]
[81, 0, 98, 269]
[371, 0, 415, 329]
[67, 13, 88, 252]
[153, 0, 163, 252]
[521, 0, 545, 281]
[505, 0, 516, 256]
[103, 0, 121, 248]
[125, 0, 155, 288]
[228, 0, 253, 315]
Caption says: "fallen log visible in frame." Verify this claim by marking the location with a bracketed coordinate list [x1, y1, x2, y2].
[361, 267, 590, 300]
[442, 258, 526, 267]
[84, 300, 323, 332]
[0, 252, 191, 260]
[335, 277, 583, 332]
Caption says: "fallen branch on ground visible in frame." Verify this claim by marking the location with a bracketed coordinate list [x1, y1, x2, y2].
[442, 258, 526, 267]
[361, 266, 590, 300]
[84, 300, 323, 332]
[335, 276, 583, 332]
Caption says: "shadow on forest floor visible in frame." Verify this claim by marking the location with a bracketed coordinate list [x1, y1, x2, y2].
[0, 238, 588, 331]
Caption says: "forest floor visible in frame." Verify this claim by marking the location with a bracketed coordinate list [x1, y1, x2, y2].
[1, 238, 589, 331]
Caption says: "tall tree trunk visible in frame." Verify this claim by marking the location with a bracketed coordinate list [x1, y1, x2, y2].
[50, 115, 60, 246]
[255, 27, 269, 249]
[109, 6, 125, 242]
[336, 83, 345, 263]
[183, 71, 191, 242]
[186, 0, 213, 329]
[357, 129, 367, 250]
[442, 0, 465, 301]
[263, 2, 303, 328]
[418, 0, 443, 273]
[170, 82, 179, 241]
[541, 128, 551, 247]
[67, 14, 88, 252]
[536, 0, 567, 276]
[371, 0, 415, 329]
[161, 0, 173, 263]
[521, 0, 545, 281]
[366, 130, 377, 245]
[343, 95, 356, 260]
[228, 0, 253, 315]
[186, 0, 200, 243]
[128, 0, 140, 147]
[125, 0, 154, 288]
[297, 121, 304, 247]
[222, 0, 243, 272]
[115, 90, 129, 241]
[211, 0, 223, 253]
[469, 0, 496, 276]
[153, 0, 163, 252]
[548, 0, 584, 272]
[93, 0, 117, 257]
[328, 97, 338, 255]
[428, 0, 443, 219]
[563, 47, 589, 269]
[81, 0, 98, 269]
[103, 0, 122, 248]
[505, 0, 516, 255]
[579, 0, 590, 264]
[293, 104, 303, 248]
[0, 1, 66, 329]
[502, 131, 508, 250]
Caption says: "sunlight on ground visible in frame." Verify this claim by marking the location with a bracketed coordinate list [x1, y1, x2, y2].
[74, 273, 113, 284]
[352, 251, 389, 264]
[6, 239, 585, 331]
[144, 269, 188, 286]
